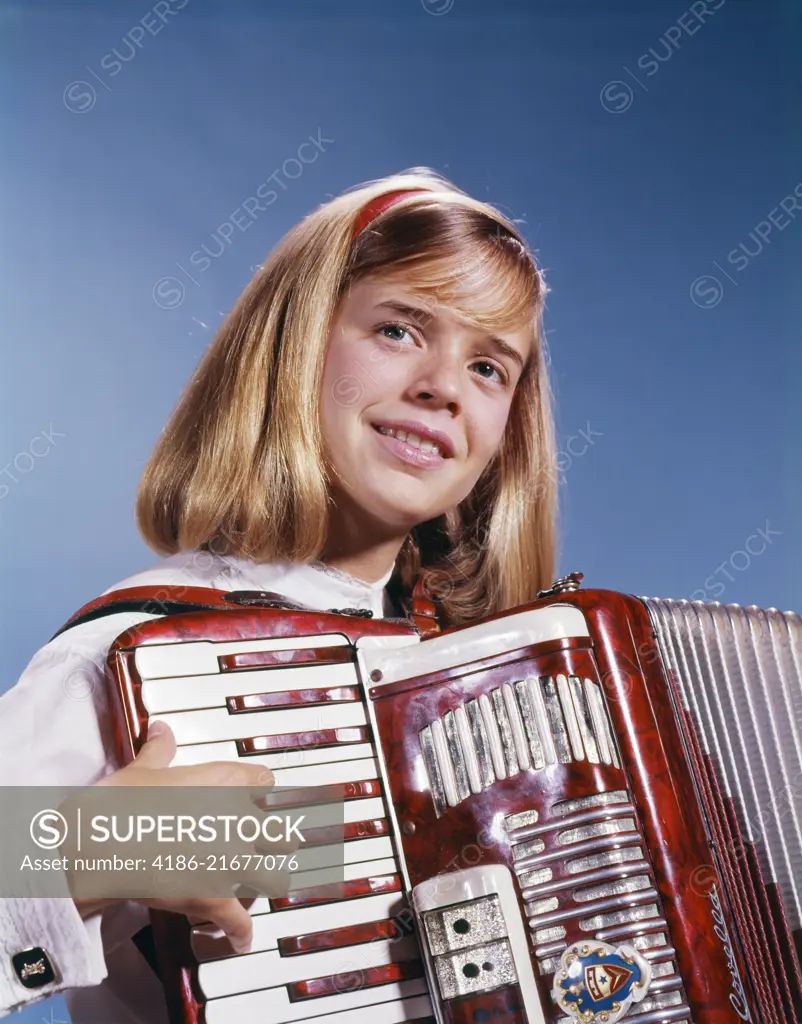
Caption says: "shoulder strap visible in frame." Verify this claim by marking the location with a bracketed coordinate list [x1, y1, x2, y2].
[49, 586, 241, 642]
[403, 579, 440, 638]
[52, 579, 441, 642]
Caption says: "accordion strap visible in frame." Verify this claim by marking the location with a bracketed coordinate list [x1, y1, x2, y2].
[51, 579, 441, 642]
[403, 579, 439, 637]
[50, 586, 248, 641]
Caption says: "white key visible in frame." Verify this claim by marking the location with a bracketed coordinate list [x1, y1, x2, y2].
[142, 662, 360, 714]
[293, 836, 394, 874]
[171, 741, 375, 769]
[256, 797, 387, 836]
[263, 742, 375, 770]
[342, 797, 385, 824]
[240, 852, 397, 921]
[136, 633, 350, 680]
[157, 702, 367, 745]
[205, 980, 430, 1024]
[192, 891, 405, 959]
[287, 856, 398, 893]
[272, 757, 378, 788]
[348, 798, 385, 823]
[197, 935, 419, 998]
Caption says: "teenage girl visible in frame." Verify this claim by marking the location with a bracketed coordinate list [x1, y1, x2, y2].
[0, 167, 556, 1023]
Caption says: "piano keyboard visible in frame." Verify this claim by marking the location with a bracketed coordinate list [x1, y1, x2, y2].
[135, 630, 433, 1024]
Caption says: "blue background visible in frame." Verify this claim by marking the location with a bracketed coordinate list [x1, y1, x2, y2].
[2, 0, 799, 1018]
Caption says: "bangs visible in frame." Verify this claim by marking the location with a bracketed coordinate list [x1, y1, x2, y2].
[347, 200, 546, 343]
[391, 245, 541, 338]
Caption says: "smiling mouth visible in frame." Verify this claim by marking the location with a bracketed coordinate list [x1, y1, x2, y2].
[372, 424, 450, 458]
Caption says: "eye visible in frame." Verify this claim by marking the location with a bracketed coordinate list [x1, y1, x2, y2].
[471, 359, 507, 385]
[376, 321, 417, 345]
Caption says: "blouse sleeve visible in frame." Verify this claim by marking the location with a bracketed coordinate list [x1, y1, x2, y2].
[0, 899, 106, 1016]
[0, 612, 159, 1014]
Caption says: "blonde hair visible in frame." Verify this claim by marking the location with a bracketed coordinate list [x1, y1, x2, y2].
[136, 167, 558, 626]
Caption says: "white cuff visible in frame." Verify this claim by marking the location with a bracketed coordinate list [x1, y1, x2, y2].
[0, 898, 107, 1015]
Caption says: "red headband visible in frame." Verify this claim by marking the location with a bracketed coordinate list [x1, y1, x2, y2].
[350, 188, 431, 239]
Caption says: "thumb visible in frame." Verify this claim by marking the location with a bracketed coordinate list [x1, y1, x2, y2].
[133, 720, 177, 769]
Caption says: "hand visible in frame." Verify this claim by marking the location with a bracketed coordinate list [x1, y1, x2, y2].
[96, 719, 274, 790]
[73, 721, 288, 954]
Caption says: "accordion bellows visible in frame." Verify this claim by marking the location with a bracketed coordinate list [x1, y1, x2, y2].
[98, 582, 802, 1024]
[645, 599, 801, 960]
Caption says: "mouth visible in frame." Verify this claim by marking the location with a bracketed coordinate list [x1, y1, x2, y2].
[371, 421, 455, 459]
[371, 423, 454, 469]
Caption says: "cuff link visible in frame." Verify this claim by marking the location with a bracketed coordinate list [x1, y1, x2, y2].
[11, 946, 59, 989]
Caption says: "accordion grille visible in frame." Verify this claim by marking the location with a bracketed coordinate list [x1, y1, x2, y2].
[643, 597, 802, 938]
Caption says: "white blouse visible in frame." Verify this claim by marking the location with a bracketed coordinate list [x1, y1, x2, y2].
[0, 551, 398, 1022]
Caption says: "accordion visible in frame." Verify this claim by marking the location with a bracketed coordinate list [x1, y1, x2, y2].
[62, 574, 802, 1024]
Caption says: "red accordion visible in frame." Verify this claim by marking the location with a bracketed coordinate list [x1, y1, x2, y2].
[62, 574, 802, 1024]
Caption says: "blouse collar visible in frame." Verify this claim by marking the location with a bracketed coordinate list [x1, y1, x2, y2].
[215, 554, 397, 618]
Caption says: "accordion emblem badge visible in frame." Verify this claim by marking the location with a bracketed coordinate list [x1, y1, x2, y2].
[552, 940, 652, 1022]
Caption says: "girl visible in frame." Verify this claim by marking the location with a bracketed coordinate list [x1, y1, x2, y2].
[0, 167, 556, 1023]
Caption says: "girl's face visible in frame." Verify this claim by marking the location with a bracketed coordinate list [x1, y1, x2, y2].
[320, 273, 533, 535]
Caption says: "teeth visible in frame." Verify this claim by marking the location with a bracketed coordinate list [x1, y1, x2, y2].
[376, 426, 445, 456]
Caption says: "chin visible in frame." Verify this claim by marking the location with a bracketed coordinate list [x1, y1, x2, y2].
[369, 504, 426, 530]
[361, 495, 440, 531]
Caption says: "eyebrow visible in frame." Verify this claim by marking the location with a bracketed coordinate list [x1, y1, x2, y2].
[375, 300, 527, 371]
[376, 300, 436, 325]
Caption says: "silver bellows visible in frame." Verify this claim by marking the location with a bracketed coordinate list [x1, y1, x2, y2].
[643, 598, 802, 939]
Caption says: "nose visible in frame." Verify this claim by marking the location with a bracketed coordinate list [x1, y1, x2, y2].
[406, 347, 463, 415]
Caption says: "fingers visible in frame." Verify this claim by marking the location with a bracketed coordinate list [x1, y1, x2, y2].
[164, 760, 275, 789]
[236, 863, 292, 900]
[255, 833, 299, 858]
[191, 897, 254, 954]
[129, 720, 177, 770]
[103, 731, 275, 788]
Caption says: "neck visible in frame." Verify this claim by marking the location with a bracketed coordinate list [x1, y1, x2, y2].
[321, 500, 408, 585]
[319, 536, 404, 585]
